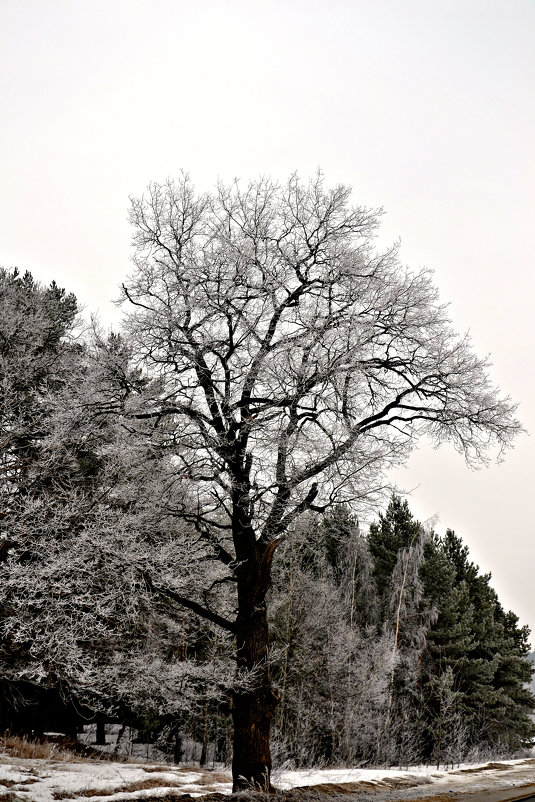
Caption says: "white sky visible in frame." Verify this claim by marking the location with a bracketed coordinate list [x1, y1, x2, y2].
[1, 1, 534, 640]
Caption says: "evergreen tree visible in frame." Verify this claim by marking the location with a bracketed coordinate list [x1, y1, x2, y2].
[367, 497, 433, 764]
[367, 498, 535, 764]
[0, 268, 80, 503]
[440, 530, 535, 753]
[419, 534, 475, 763]
[0, 268, 87, 731]
[0, 272, 236, 743]
[368, 496, 423, 598]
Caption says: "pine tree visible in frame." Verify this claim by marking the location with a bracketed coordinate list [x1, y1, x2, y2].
[419, 534, 474, 763]
[441, 530, 535, 752]
[0, 273, 236, 742]
[0, 268, 87, 731]
[366, 500, 535, 764]
[368, 496, 423, 598]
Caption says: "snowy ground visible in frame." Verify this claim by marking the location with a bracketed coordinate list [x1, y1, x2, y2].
[1, 753, 535, 802]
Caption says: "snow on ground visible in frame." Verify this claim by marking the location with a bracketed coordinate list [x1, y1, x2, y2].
[274, 760, 535, 797]
[273, 766, 430, 787]
[0, 757, 229, 802]
[1, 753, 535, 801]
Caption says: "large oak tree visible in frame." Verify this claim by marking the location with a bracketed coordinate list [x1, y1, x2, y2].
[120, 173, 521, 789]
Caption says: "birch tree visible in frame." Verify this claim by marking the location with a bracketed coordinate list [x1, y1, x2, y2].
[120, 172, 521, 789]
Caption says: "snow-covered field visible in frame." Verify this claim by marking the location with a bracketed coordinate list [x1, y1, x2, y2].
[1, 753, 535, 801]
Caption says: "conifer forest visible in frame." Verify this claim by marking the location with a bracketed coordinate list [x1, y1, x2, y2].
[0, 175, 533, 790]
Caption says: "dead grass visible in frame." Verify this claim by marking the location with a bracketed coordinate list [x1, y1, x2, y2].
[0, 734, 76, 762]
[199, 770, 232, 784]
[454, 761, 510, 773]
[52, 776, 191, 799]
[0, 733, 138, 764]
[0, 778, 39, 788]
[408, 797, 462, 802]
[140, 765, 226, 776]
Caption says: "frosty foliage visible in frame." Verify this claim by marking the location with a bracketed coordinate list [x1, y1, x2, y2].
[267, 502, 534, 769]
[0, 269, 240, 724]
[268, 515, 396, 766]
[0, 491, 242, 718]
[0, 173, 528, 778]
[123, 173, 521, 544]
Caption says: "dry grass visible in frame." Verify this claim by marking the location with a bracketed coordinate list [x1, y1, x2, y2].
[0, 793, 27, 802]
[409, 797, 463, 802]
[0, 733, 138, 764]
[453, 761, 511, 773]
[51, 776, 198, 799]
[199, 770, 232, 784]
[0, 734, 77, 762]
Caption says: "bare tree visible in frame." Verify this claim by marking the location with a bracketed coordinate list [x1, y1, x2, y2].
[121, 172, 521, 789]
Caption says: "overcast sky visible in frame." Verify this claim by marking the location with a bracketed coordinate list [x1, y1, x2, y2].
[2, 0, 534, 640]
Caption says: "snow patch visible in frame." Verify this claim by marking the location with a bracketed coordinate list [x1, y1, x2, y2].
[1, 754, 535, 801]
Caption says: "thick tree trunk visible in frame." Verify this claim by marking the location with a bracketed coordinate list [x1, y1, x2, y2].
[232, 598, 279, 791]
[229, 480, 281, 791]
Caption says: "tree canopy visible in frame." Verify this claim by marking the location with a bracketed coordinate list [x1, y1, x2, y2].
[0, 174, 525, 788]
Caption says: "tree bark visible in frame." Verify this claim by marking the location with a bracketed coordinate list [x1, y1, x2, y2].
[200, 702, 208, 766]
[95, 714, 106, 745]
[173, 731, 182, 765]
[232, 599, 279, 791]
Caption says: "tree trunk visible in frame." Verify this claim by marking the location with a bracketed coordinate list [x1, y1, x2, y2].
[95, 714, 106, 745]
[173, 730, 182, 764]
[200, 702, 208, 766]
[232, 598, 279, 791]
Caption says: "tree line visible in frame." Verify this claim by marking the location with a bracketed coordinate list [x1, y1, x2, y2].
[268, 499, 534, 768]
[0, 174, 528, 788]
